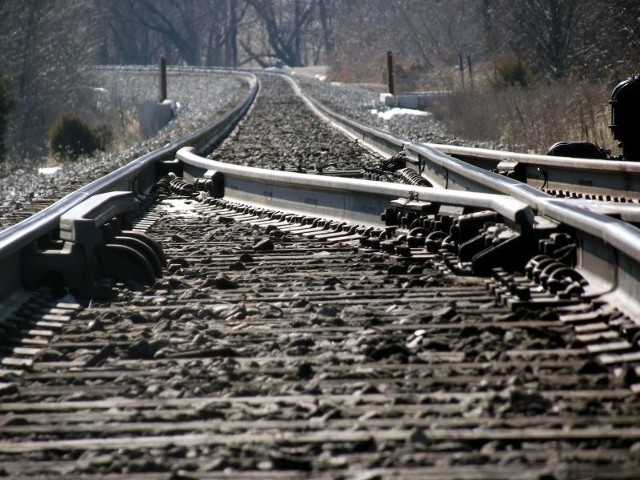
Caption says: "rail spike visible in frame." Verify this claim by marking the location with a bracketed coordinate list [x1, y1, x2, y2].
[21, 191, 164, 298]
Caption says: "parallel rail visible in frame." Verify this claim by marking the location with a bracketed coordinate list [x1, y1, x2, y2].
[178, 147, 533, 228]
[1, 68, 640, 479]
[177, 142, 640, 318]
[431, 143, 640, 200]
[289, 75, 640, 318]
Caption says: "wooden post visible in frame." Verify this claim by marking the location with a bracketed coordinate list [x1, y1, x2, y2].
[159, 57, 167, 102]
[459, 53, 465, 90]
[387, 51, 395, 96]
[467, 56, 473, 91]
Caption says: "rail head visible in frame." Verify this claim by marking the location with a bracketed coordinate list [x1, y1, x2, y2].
[177, 146, 535, 230]
[429, 143, 640, 200]
[291, 75, 557, 206]
[0, 71, 257, 259]
[429, 143, 640, 174]
[266, 75, 640, 317]
[4, 69, 640, 318]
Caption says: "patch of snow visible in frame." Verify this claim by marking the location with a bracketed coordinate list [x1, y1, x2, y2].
[38, 166, 61, 175]
[371, 108, 432, 121]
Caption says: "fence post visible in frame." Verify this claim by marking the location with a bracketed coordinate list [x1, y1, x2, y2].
[387, 51, 395, 96]
[159, 57, 167, 102]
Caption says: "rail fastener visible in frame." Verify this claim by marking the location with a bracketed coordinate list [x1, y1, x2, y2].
[21, 191, 164, 297]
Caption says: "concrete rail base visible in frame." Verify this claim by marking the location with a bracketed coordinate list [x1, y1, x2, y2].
[380, 92, 450, 110]
[138, 99, 175, 138]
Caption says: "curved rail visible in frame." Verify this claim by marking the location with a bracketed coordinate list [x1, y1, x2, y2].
[177, 73, 640, 317]
[294, 74, 640, 211]
[178, 147, 533, 227]
[282, 74, 640, 314]
[291, 76, 551, 199]
[0, 71, 258, 298]
[177, 143, 640, 317]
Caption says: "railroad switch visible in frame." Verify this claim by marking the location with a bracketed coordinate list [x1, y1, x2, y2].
[21, 191, 165, 298]
[157, 172, 224, 199]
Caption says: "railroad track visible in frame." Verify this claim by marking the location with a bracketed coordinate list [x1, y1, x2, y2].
[429, 143, 640, 203]
[1, 69, 640, 479]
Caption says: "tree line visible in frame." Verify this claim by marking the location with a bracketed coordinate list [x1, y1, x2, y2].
[0, 0, 638, 158]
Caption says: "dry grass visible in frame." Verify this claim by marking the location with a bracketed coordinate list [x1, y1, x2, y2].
[430, 80, 615, 154]
[411, 61, 615, 154]
[331, 55, 616, 155]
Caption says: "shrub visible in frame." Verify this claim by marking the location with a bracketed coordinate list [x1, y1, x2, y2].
[0, 73, 15, 161]
[48, 112, 100, 160]
[492, 58, 531, 89]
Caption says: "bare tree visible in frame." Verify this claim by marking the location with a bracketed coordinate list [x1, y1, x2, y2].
[0, 0, 98, 155]
[588, 0, 640, 78]
[318, 0, 336, 59]
[491, 0, 587, 79]
[203, 0, 252, 67]
[329, 0, 396, 82]
[96, 1, 151, 64]
[246, 0, 324, 67]
[100, 0, 249, 67]
[110, 0, 202, 65]
[329, 0, 485, 88]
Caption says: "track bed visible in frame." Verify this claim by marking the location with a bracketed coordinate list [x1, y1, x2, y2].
[1, 191, 639, 479]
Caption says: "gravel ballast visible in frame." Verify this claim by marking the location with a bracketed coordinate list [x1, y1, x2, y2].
[1, 67, 479, 228]
[292, 71, 461, 146]
[0, 68, 249, 229]
[208, 73, 381, 171]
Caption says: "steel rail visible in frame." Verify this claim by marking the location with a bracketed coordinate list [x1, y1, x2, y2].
[292, 74, 640, 211]
[289, 76, 553, 202]
[0, 71, 258, 298]
[177, 146, 533, 228]
[299, 80, 640, 200]
[429, 143, 640, 199]
[2, 68, 640, 317]
[178, 143, 640, 316]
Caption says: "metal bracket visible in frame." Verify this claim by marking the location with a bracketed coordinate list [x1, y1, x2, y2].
[22, 191, 163, 297]
[495, 159, 526, 182]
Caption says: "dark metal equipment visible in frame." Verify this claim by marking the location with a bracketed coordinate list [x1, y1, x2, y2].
[546, 141, 608, 159]
[546, 74, 640, 161]
[610, 74, 640, 160]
